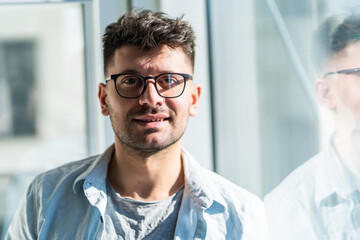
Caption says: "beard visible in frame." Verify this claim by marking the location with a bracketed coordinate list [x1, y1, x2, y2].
[108, 104, 187, 154]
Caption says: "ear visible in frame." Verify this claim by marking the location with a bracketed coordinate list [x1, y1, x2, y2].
[189, 83, 201, 116]
[314, 78, 336, 109]
[98, 83, 109, 116]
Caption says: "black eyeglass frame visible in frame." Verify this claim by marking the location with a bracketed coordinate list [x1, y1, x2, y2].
[323, 67, 360, 78]
[105, 72, 193, 99]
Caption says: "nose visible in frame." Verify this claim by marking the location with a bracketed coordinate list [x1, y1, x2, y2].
[138, 79, 164, 106]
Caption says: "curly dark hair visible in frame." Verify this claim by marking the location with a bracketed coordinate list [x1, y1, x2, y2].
[102, 10, 196, 75]
[312, 12, 360, 75]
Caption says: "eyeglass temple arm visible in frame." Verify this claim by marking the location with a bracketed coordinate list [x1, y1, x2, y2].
[323, 67, 360, 78]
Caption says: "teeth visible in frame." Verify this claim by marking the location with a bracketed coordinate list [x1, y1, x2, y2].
[139, 118, 164, 122]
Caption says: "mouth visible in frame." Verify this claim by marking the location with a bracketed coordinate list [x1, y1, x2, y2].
[135, 118, 168, 122]
[133, 115, 170, 125]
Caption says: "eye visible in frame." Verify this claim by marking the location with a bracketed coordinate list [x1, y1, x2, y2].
[121, 76, 142, 85]
[157, 75, 180, 87]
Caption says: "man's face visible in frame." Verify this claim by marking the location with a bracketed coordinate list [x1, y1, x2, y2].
[317, 41, 360, 126]
[98, 45, 201, 153]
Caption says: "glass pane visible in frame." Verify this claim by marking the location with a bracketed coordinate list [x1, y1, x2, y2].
[255, 0, 319, 193]
[257, 0, 360, 239]
[0, 3, 88, 237]
[207, 0, 360, 237]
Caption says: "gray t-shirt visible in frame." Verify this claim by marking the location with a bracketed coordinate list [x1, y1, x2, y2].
[102, 180, 184, 240]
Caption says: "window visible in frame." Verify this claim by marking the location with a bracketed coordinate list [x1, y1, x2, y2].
[0, 3, 88, 236]
[0, 41, 36, 137]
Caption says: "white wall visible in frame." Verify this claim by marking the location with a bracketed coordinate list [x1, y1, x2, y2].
[209, 0, 263, 196]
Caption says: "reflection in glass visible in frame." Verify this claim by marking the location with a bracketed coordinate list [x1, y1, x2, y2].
[264, 11, 360, 239]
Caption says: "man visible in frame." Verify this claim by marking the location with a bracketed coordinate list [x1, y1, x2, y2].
[6, 10, 268, 239]
[264, 13, 360, 239]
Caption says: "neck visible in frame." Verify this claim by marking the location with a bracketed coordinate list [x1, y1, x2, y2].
[107, 140, 185, 201]
[333, 127, 360, 178]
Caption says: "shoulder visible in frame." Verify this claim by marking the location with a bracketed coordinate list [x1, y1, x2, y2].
[263, 149, 332, 227]
[263, 150, 331, 239]
[6, 156, 101, 239]
[198, 168, 268, 239]
[264, 150, 326, 205]
[182, 148, 264, 210]
[203, 168, 263, 206]
[25, 155, 100, 220]
[34, 155, 97, 182]
[29, 155, 98, 196]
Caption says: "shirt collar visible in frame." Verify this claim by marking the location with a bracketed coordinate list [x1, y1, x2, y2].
[315, 136, 360, 207]
[181, 148, 227, 211]
[72, 145, 226, 211]
[73, 144, 114, 194]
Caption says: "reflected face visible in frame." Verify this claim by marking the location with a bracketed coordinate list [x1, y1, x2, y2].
[323, 42, 360, 125]
[98, 45, 201, 153]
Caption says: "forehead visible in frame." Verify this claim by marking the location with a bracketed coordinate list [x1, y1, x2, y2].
[327, 42, 360, 70]
[108, 45, 193, 75]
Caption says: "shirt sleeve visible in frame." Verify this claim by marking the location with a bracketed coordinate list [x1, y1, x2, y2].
[4, 179, 39, 240]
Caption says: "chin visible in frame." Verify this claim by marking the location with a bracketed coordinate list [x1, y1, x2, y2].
[115, 128, 183, 153]
[130, 143, 171, 153]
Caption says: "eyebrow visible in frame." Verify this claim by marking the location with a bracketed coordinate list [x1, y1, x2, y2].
[112, 69, 183, 76]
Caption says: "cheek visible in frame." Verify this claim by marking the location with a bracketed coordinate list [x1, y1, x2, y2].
[337, 81, 360, 117]
[339, 85, 360, 106]
[107, 97, 130, 118]
[167, 97, 192, 118]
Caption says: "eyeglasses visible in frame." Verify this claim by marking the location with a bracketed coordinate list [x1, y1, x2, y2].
[323, 67, 360, 78]
[105, 73, 193, 99]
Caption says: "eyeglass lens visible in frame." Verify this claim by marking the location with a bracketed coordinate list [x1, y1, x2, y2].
[115, 74, 186, 98]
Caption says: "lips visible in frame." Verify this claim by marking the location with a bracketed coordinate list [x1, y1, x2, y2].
[137, 118, 166, 122]
[133, 114, 170, 123]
